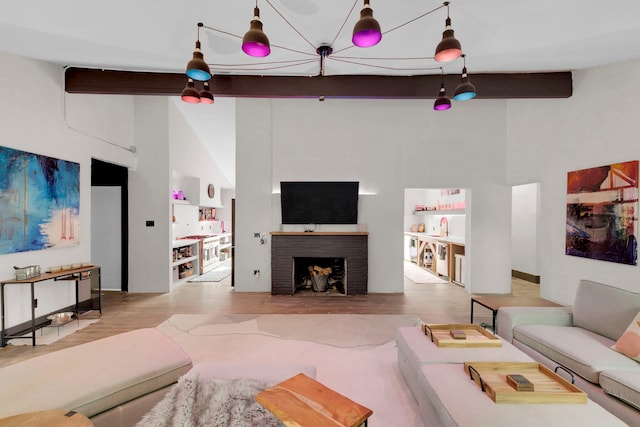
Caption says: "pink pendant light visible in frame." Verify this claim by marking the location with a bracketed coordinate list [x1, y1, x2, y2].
[181, 79, 201, 103]
[434, 2, 462, 63]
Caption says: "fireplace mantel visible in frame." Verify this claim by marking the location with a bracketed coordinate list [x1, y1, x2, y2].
[271, 232, 368, 295]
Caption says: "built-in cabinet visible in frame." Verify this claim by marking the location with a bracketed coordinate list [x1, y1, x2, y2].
[405, 232, 465, 286]
[172, 239, 199, 286]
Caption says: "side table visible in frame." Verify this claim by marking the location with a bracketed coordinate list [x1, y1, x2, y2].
[470, 295, 563, 334]
[257, 373, 372, 427]
[0, 410, 93, 427]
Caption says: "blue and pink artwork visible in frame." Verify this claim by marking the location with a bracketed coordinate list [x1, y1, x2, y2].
[0, 146, 80, 254]
[566, 160, 638, 265]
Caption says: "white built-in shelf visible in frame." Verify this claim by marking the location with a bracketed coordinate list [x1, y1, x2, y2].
[172, 255, 198, 268]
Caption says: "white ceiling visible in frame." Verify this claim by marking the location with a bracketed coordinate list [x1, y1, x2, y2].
[2, 0, 640, 188]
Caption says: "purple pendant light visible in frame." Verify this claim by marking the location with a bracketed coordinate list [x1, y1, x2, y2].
[181, 79, 201, 103]
[186, 23, 211, 81]
[352, 0, 382, 48]
[433, 69, 451, 111]
[242, 2, 271, 57]
[434, 2, 462, 63]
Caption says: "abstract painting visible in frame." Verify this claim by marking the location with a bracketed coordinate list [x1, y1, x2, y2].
[0, 146, 80, 254]
[566, 160, 638, 265]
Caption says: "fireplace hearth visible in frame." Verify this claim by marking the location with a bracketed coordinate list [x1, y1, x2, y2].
[271, 232, 368, 295]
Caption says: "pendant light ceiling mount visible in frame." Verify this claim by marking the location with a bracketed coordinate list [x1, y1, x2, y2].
[182, 0, 476, 109]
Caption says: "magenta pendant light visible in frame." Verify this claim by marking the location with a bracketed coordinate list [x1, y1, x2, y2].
[434, 2, 462, 62]
[199, 82, 215, 104]
[352, 0, 382, 47]
[186, 23, 211, 81]
[181, 79, 201, 103]
[242, 4, 271, 57]
[433, 69, 451, 111]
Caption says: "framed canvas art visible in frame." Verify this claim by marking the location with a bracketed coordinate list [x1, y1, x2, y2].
[566, 160, 638, 265]
[0, 146, 80, 254]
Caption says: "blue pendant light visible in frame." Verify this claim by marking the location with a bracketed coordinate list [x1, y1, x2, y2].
[186, 23, 211, 81]
[454, 54, 476, 101]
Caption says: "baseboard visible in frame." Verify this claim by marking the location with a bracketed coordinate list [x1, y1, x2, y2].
[511, 270, 540, 284]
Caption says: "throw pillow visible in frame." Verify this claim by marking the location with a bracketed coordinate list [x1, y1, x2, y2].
[611, 311, 640, 362]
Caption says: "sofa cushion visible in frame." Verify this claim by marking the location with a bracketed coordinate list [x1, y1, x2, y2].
[513, 324, 640, 383]
[0, 328, 192, 419]
[611, 311, 640, 362]
[573, 280, 640, 341]
[600, 370, 640, 411]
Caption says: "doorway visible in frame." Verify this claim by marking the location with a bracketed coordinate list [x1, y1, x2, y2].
[91, 159, 128, 291]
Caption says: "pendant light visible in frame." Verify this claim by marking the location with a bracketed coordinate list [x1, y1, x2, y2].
[453, 54, 476, 101]
[242, 2, 271, 57]
[352, 0, 382, 48]
[434, 2, 462, 63]
[186, 23, 211, 81]
[181, 79, 201, 103]
[433, 69, 451, 111]
[199, 82, 215, 104]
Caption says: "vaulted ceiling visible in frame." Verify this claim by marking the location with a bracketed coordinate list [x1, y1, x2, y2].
[2, 1, 640, 188]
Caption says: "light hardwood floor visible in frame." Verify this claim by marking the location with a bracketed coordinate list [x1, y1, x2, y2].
[0, 269, 540, 368]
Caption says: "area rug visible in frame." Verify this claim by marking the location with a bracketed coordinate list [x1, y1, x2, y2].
[404, 261, 448, 284]
[7, 318, 100, 346]
[156, 314, 424, 427]
[188, 262, 231, 282]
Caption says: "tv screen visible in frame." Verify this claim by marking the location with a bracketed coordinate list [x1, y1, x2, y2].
[280, 181, 359, 224]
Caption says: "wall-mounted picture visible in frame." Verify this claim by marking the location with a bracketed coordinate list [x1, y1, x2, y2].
[0, 146, 80, 255]
[566, 160, 638, 265]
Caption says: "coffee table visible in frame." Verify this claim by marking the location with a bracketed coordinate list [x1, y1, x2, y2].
[256, 373, 372, 427]
[0, 410, 93, 427]
[419, 364, 626, 426]
[470, 296, 563, 334]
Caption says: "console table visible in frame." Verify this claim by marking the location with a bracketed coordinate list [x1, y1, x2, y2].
[470, 295, 563, 334]
[1, 266, 101, 347]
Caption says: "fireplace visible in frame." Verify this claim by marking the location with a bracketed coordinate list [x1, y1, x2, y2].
[293, 257, 346, 294]
[271, 232, 368, 295]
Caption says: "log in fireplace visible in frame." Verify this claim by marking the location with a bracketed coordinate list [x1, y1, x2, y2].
[270, 232, 368, 295]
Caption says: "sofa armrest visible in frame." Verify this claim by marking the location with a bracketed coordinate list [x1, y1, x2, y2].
[497, 306, 573, 343]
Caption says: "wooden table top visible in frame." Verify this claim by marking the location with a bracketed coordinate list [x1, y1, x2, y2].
[471, 295, 563, 311]
[0, 410, 93, 427]
[256, 373, 372, 427]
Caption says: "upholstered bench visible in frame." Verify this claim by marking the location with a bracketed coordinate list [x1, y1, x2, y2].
[0, 328, 193, 420]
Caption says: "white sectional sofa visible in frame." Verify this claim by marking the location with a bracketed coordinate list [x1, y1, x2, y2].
[0, 328, 316, 426]
[498, 280, 640, 427]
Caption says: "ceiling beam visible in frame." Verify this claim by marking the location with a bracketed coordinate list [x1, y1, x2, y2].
[64, 67, 572, 99]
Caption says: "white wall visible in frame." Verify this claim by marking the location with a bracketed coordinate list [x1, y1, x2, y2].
[511, 183, 540, 277]
[507, 58, 640, 303]
[235, 98, 513, 294]
[0, 51, 136, 327]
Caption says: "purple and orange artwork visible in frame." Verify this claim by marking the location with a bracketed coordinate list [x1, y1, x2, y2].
[566, 160, 638, 265]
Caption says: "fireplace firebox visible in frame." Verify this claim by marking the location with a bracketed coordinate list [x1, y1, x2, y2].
[271, 232, 368, 295]
[293, 257, 346, 294]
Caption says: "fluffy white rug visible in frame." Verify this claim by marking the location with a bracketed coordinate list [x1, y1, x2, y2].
[404, 261, 448, 284]
[137, 375, 282, 427]
[156, 314, 423, 427]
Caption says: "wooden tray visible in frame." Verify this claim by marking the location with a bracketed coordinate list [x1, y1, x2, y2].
[422, 323, 502, 347]
[463, 361, 587, 404]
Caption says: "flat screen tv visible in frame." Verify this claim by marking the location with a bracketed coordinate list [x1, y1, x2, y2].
[280, 181, 359, 224]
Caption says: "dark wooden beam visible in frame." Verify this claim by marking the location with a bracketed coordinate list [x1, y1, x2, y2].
[64, 67, 572, 99]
